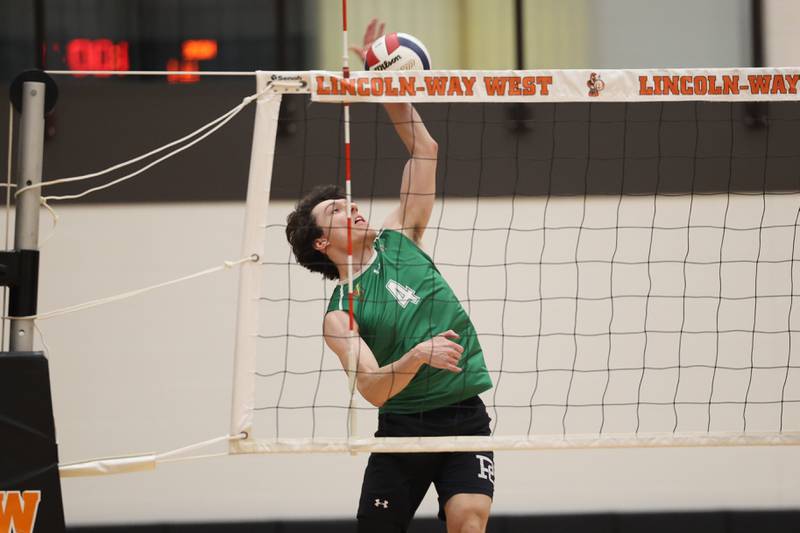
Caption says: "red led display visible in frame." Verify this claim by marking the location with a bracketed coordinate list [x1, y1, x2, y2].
[65, 39, 129, 76]
[168, 39, 218, 84]
[182, 40, 218, 61]
[56, 38, 217, 83]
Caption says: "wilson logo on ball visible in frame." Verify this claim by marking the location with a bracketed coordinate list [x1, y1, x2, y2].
[364, 32, 431, 72]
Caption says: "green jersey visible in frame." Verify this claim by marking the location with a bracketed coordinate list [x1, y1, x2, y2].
[327, 229, 493, 414]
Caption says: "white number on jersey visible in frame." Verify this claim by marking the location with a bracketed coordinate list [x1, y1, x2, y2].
[385, 279, 421, 308]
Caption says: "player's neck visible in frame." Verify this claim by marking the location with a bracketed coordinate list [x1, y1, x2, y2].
[334, 234, 376, 283]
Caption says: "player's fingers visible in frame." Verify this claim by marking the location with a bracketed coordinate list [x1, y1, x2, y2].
[441, 329, 460, 340]
[364, 18, 377, 44]
[439, 350, 458, 365]
[448, 364, 463, 373]
[442, 339, 463, 353]
[436, 351, 458, 367]
[377, 22, 385, 38]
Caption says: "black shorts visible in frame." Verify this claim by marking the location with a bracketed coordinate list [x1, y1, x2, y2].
[356, 396, 495, 528]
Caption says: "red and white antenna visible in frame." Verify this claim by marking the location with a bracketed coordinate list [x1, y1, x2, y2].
[341, 0, 358, 440]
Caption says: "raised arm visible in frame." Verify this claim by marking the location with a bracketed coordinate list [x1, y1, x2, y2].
[350, 19, 439, 243]
[381, 103, 438, 243]
[323, 310, 462, 407]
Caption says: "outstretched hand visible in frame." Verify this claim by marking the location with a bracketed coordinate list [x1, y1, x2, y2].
[349, 17, 386, 64]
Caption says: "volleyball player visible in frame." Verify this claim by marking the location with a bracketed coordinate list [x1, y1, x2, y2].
[285, 19, 494, 533]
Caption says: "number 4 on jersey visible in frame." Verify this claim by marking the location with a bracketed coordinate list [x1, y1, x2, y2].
[386, 279, 420, 308]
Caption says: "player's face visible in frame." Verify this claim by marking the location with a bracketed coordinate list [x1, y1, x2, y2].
[311, 198, 370, 255]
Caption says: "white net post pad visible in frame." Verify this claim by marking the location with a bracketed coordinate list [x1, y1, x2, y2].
[229, 73, 282, 452]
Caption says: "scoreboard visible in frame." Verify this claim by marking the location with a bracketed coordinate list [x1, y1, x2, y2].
[50, 37, 219, 83]
[0, 0, 313, 82]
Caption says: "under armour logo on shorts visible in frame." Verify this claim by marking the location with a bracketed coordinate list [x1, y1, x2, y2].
[476, 454, 495, 485]
[374, 498, 389, 509]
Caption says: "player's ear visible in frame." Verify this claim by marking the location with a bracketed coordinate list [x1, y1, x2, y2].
[314, 237, 329, 254]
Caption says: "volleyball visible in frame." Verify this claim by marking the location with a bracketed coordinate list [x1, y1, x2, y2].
[364, 32, 431, 71]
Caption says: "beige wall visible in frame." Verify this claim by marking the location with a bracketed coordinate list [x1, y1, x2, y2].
[764, 0, 800, 66]
[312, 0, 589, 70]
[523, 0, 590, 68]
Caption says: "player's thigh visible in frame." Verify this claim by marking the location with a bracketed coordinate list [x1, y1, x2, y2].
[433, 451, 495, 522]
[357, 452, 434, 529]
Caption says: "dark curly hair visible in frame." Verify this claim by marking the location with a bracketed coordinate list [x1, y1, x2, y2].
[286, 184, 345, 280]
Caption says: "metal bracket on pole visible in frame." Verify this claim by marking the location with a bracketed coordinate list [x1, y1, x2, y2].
[7, 70, 57, 351]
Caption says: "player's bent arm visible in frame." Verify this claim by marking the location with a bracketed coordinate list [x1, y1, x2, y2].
[382, 103, 438, 243]
[323, 310, 463, 408]
[324, 310, 423, 407]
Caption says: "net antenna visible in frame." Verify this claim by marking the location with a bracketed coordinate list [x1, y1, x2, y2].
[340, 0, 360, 442]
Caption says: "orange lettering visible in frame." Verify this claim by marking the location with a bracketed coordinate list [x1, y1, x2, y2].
[424, 76, 448, 96]
[656, 76, 681, 94]
[786, 74, 799, 94]
[484, 77, 507, 96]
[398, 76, 416, 96]
[384, 77, 399, 96]
[0, 491, 41, 533]
[369, 78, 384, 96]
[357, 77, 370, 96]
[508, 77, 522, 96]
[461, 76, 476, 95]
[708, 75, 722, 95]
[693, 75, 708, 95]
[522, 76, 537, 95]
[723, 75, 739, 95]
[316, 76, 331, 95]
[537, 76, 552, 95]
[680, 76, 693, 95]
[341, 79, 356, 96]
[446, 76, 464, 96]
[639, 76, 654, 95]
[748, 74, 771, 94]
[771, 74, 787, 94]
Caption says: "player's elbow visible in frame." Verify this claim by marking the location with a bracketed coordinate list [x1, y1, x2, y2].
[366, 396, 386, 408]
[357, 379, 387, 408]
[361, 390, 386, 408]
[413, 138, 438, 158]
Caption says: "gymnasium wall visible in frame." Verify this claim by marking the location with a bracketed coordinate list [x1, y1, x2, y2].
[313, 0, 751, 70]
[1, 79, 799, 528]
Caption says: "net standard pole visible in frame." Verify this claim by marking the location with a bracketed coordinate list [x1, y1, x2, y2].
[10, 81, 45, 351]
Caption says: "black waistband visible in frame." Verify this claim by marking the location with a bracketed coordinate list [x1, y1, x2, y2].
[376, 396, 490, 438]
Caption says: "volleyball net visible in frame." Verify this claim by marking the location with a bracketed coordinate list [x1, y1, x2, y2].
[232, 68, 800, 454]
[37, 67, 800, 476]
